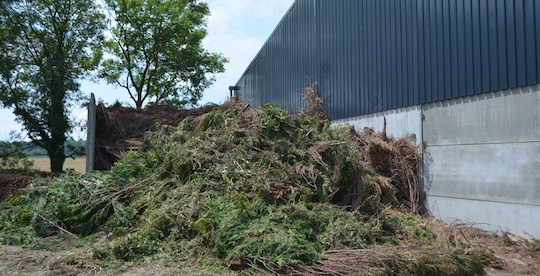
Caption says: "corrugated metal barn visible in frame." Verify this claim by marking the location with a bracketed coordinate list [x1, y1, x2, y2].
[235, 0, 540, 237]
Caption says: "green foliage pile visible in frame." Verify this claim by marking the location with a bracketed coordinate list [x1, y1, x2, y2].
[0, 103, 493, 274]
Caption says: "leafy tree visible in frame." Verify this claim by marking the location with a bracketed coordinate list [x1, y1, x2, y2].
[0, 0, 105, 173]
[100, 0, 227, 109]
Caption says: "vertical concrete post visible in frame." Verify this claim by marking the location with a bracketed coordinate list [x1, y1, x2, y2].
[86, 93, 96, 173]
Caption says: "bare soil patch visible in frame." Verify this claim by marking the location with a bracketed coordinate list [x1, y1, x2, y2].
[0, 169, 52, 201]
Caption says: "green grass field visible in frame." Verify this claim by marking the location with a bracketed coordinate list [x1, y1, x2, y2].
[29, 156, 86, 173]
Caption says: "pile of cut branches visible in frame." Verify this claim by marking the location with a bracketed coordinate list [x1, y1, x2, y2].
[0, 101, 496, 275]
[94, 102, 228, 170]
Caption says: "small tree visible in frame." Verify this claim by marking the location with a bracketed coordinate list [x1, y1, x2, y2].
[100, 0, 227, 109]
[0, 0, 105, 173]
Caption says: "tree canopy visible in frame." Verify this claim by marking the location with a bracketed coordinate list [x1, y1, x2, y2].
[100, 0, 228, 109]
[0, 0, 105, 172]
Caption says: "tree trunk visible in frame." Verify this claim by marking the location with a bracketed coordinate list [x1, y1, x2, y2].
[47, 39, 68, 173]
[49, 146, 65, 173]
[135, 87, 144, 109]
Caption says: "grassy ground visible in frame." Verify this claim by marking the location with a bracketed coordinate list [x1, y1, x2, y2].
[29, 157, 86, 173]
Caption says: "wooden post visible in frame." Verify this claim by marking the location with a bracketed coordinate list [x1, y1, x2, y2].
[86, 93, 96, 173]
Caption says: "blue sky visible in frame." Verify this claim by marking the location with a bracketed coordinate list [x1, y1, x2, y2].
[0, 0, 296, 140]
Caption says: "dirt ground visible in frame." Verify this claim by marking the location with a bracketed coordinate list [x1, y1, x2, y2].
[1, 169, 539, 275]
[0, 169, 53, 201]
[0, 245, 233, 276]
[0, 232, 538, 276]
[423, 219, 540, 276]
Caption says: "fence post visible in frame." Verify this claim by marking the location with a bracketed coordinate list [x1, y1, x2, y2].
[86, 93, 96, 173]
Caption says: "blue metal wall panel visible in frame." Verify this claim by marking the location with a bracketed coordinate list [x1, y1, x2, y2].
[506, 0, 517, 88]
[380, 0, 387, 109]
[383, 0, 391, 110]
[375, 0, 383, 112]
[235, 0, 540, 120]
[361, 0, 368, 114]
[450, 0, 459, 98]
[537, 0, 540, 83]
[443, 0, 452, 100]
[396, 0, 404, 108]
[365, 0, 373, 113]
[515, 0, 527, 86]
[479, 0, 490, 93]
[411, 0, 419, 105]
[430, 0, 439, 102]
[525, 0, 537, 85]
[435, 0, 444, 102]
[352, 0, 360, 113]
[497, 0, 508, 91]
[457, 0, 467, 96]
[488, 0, 499, 90]
[408, 1, 415, 106]
[417, 0, 426, 104]
[464, 0, 474, 95]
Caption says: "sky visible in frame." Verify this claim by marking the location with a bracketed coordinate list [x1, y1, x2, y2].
[0, 0, 296, 140]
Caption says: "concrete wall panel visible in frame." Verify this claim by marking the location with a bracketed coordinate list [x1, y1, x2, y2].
[333, 105, 422, 144]
[428, 195, 540, 238]
[425, 142, 540, 205]
[423, 86, 540, 237]
[423, 85, 540, 145]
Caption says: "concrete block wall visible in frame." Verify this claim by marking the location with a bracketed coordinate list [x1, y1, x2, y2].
[423, 85, 540, 237]
[333, 105, 423, 145]
[334, 85, 540, 237]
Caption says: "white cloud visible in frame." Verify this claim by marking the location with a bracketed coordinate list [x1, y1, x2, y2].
[0, 0, 296, 139]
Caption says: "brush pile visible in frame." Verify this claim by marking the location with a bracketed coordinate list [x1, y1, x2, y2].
[0, 101, 496, 275]
[94, 102, 227, 170]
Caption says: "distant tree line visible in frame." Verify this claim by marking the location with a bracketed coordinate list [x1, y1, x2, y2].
[0, 139, 85, 158]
